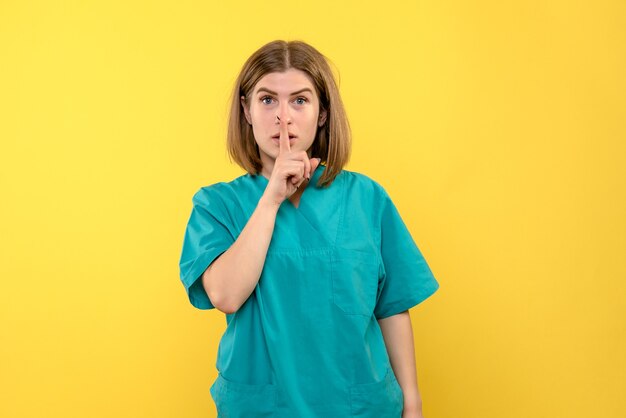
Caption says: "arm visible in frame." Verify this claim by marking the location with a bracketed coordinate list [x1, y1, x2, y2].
[201, 115, 318, 314]
[378, 310, 424, 417]
[201, 194, 280, 314]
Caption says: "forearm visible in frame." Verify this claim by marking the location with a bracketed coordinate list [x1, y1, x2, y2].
[202, 194, 280, 313]
[378, 311, 423, 414]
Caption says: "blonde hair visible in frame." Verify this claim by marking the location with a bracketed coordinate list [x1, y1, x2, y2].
[226, 40, 351, 188]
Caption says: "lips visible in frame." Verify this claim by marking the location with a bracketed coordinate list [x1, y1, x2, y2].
[272, 133, 297, 139]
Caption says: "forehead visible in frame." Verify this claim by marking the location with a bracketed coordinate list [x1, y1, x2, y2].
[253, 69, 316, 95]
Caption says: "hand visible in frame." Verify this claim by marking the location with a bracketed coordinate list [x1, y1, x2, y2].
[263, 116, 321, 206]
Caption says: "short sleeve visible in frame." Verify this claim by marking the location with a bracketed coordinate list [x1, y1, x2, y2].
[178, 187, 235, 310]
[373, 188, 440, 320]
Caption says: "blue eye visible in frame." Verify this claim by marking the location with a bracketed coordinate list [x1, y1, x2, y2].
[260, 95, 308, 105]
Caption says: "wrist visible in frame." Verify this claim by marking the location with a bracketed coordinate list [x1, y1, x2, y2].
[403, 400, 423, 411]
[402, 394, 423, 413]
[259, 194, 281, 212]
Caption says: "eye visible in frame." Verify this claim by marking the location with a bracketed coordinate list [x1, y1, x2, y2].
[260, 95, 273, 105]
[295, 97, 308, 105]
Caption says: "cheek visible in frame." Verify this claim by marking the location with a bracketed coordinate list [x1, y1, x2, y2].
[249, 113, 271, 131]
[255, 111, 276, 126]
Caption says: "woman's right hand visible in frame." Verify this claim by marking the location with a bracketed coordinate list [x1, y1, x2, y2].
[263, 117, 321, 207]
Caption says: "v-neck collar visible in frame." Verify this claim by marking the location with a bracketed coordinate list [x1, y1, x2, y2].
[249, 163, 343, 249]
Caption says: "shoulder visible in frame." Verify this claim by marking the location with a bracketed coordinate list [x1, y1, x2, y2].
[339, 168, 389, 199]
[338, 169, 392, 221]
[191, 173, 252, 207]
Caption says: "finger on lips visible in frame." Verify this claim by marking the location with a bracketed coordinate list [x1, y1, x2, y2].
[277, 116, 316, 184]
[278, 116, 290, 154]
[278, 116, 311, 182]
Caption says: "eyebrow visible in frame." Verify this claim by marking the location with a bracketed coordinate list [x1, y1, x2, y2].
[255, 87, 314, 96]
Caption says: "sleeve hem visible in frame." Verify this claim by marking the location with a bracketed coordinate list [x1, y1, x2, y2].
[181, 247, 229, 310]
[374, 279, 440, 320]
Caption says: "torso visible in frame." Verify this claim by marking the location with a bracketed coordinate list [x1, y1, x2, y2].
[205, 165, 408, 417]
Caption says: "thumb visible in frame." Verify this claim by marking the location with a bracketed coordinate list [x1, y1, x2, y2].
[310, 157, 321, 172]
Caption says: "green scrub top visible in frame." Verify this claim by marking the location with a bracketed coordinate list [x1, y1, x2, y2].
[179, 164, 439, 418]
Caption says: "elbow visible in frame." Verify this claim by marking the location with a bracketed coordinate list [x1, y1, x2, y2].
[210, 293, 239, 315]
[202, 269, 239, 315]
[218, 302, 238, 315]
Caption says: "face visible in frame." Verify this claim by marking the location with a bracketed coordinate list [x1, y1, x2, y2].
[241, 68, 327, 174]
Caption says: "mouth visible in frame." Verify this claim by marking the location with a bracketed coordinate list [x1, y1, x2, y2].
[272, 136, 296, 144]
[271, 133, 297, 140]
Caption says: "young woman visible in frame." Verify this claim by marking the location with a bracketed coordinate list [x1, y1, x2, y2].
[179, 40, 439, 418]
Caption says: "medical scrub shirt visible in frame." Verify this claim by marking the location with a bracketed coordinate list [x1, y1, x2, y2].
[178, 164, 439, 418]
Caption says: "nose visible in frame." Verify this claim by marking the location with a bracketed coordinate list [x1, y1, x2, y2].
[276, 106, 292, 124]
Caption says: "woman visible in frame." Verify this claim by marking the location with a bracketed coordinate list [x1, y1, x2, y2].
[179, 39, 439, 418]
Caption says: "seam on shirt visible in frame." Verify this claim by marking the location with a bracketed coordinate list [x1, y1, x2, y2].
[333, 171, 348, 248]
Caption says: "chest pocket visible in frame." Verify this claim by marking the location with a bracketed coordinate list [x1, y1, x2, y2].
[331, 248, 381, 316]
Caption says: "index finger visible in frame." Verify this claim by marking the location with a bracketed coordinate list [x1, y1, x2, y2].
[278, 116, 291, 155]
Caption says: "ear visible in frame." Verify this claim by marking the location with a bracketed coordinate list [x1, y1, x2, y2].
[318, 108, 328, 126]
[241, 95, 252, 125]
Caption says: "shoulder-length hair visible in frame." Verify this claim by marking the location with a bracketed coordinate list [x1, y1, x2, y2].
[226, 39, 351, 188]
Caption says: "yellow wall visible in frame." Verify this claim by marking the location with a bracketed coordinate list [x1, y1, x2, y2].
[1, 1, 624, 417]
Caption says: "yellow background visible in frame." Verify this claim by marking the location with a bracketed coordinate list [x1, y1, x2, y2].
[1, 1, 624, 417]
